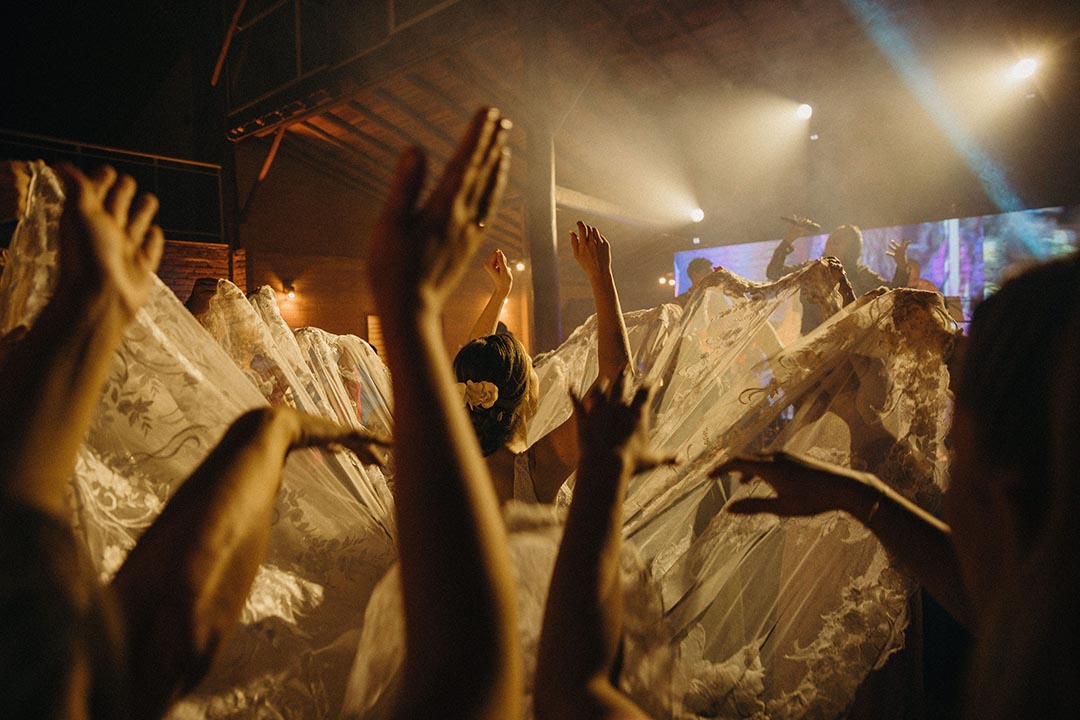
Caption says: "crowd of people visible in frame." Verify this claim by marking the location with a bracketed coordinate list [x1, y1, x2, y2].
[0, 106, 1077, 720]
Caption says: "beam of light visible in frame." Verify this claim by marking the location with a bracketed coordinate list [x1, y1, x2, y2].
[844, 0, 1024, 212]
[1010, 57, 1038, 81]
[796, 103, 813, 120]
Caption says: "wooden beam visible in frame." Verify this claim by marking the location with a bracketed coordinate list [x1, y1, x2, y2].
[521, 4, 562, 351]
[226, 0, 513, 140]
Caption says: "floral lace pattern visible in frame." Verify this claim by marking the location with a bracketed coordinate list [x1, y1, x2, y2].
[2, 165, 958, 719]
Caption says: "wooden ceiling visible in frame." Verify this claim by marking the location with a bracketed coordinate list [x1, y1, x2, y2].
[221, 0, 1080, 265]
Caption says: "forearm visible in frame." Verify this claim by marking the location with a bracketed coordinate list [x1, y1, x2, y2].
[537, 453, 629, 706]
[889, 262, 911, 288]
[766, 244, 792, 281]
[381, 309, 520, 711]
[469, 286, 510, 340]
[111, 408, 294, 716]
[850, 480, 972, 627]
[590, 273, 631, 383]
[0, 288, 128, 515]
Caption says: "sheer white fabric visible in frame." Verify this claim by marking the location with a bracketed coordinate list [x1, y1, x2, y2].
[1, 166, 397, 718]
[2, 165, 957, 719]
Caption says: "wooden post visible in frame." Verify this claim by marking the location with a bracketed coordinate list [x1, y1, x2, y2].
[521, 4, 562, 352]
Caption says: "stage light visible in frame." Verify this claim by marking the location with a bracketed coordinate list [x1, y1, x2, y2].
[1010, 58, 1037, 81]
[692, 236, 701, 245]
[515, 261, 525, 271]
[796, 103, 813, 120]
[690, 208, 705, 223]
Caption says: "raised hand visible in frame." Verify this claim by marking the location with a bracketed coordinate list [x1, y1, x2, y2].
[572, 370, 673, 475]
[570, 221, 613, 284]
[56, 163, 165, 319]
[713, 450, 878, 518]
[779, 215, 818, 252]
[368, 107, 511, 316]
[886, 238, 912, 271]
[483, 248, 513, 295]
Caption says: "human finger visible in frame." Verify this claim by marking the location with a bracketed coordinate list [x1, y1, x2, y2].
[576, 221, 588, 245]
[104, 174, 137, 227]
[570, 230, 580, 255]
[475, 147, 510, 231]
[56, 162, 92, 206]
[88, 165, 118, 201]
[709, 455, 781, 479]
[468, 118, 511, 222]
[630, 383, 652, 414]
[141, 225, 165, 275]
[380, 147, 426, 227]
[431, 107, 500, 218]
[128, 192, 160, 242]
[633, 451, 679, 474]
[610, 367, 628, 401]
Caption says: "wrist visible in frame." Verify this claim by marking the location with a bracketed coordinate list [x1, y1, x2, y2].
[48, 280, 133, 330]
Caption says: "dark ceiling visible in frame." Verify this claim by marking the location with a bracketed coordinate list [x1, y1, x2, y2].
[5, 0, 1080, 270]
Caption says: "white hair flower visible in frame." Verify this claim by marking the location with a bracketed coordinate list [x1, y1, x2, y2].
[455, 380, 499, 410]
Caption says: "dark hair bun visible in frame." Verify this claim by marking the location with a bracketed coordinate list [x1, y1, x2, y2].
[453, 334, 532, 456]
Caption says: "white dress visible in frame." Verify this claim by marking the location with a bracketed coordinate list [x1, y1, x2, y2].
[2, 165, 957, 719]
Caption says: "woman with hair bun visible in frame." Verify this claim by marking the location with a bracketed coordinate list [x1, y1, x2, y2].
[455, 221, 632, 503]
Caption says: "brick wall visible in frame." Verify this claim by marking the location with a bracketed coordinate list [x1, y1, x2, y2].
[157, 239, 232, 302]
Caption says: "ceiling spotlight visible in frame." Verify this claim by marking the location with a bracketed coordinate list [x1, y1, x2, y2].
[1010, 57, 1038, 81]
[809, 133, 820, 141]
[515, 261, 525, 271]
[690, 208, 705, 223]
[658, 276, 668, 285]
[667, 278, 676, 286]
[796, 103, 813, 120]
[692, 236, 701, 245]
[285, 284, 296, 300]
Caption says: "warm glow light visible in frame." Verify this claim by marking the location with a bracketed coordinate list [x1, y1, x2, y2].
[796, 103, 813, 120]
[1010, 58, 1038, 81]
[658, 277, 667, 285]
[809, 133, 820, 141]
[515, 261, 525, 271]
[690, 208, 705, 223]
[284, 285, 296, 300]
[692, 237, 701, 245]
[667, 278, 676, 286]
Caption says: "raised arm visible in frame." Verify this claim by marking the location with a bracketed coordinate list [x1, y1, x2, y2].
[367, 108, 520, 720]
[0, 164, 163, 517]
[716, 452, 973, 628]
[885, 238, 912, 288]
[572, 222, 631, 385]
[111, 408, 387, 718]
[528, 223, 633, 501]
[468, 249, 513, 340]
[535, 373, 668, 720]
[766, 222, 806, 281]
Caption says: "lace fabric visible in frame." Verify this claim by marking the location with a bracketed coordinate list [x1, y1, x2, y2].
[2, 164, 958, 719]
